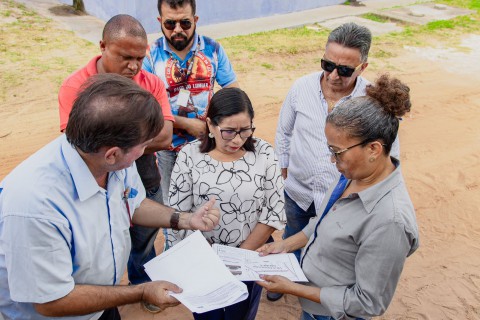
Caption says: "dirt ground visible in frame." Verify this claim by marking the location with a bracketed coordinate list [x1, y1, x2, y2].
[1, 3, 480, 319]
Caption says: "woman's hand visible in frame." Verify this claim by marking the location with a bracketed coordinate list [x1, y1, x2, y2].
[256, 275, 295, 294]
[189, 197, 219, 231]
[256, 240, 288, 256]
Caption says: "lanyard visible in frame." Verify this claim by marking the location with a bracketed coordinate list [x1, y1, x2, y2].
[300, 174, 348, 267]
[170, 35, 201, 82]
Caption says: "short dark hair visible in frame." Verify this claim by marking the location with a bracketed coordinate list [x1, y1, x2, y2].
[200, 88, 256, 153]
[327, 22, 372, 62]
[158, 0, 196, 16]
[66, 73, 164, 153]
[327, 74, 411, 155]
[102, 14, 147, 42]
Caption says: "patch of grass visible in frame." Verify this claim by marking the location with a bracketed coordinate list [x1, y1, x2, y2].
[361, 13, 389, 23]
[261, 63, 274, 70]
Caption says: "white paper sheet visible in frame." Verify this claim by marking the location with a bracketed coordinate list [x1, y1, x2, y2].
[212, 244, 308, 282]
[144, 231, 248, 313]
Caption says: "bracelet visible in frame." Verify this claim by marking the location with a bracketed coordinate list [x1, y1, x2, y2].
[170, 211, 181, 230]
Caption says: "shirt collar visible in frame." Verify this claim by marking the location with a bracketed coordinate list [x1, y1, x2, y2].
[356, 158, 403, 214]
[61, 135, 103, 201]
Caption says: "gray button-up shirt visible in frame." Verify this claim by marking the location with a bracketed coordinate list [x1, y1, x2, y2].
[300, 160, 419, 319]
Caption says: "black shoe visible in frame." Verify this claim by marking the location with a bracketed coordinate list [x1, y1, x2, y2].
[266, 291, 284, 301]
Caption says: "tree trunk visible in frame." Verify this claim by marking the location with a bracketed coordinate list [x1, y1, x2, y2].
[72, 0, 85, 13]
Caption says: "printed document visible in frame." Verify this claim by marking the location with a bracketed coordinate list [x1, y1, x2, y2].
[212, 244, 308, 282]
[144, 231, 248, 313]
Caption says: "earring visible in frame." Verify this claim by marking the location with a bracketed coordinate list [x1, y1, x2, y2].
[208, 132, 214, 138]
[369, 157, 375, 162]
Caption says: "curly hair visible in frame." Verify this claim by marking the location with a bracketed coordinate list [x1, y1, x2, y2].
[326, 74, 411, 155]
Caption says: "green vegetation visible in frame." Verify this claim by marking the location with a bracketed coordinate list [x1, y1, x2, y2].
[0, 0, 96, 101]
[219, 0, 480, 74]
[361, 13, 389, 23]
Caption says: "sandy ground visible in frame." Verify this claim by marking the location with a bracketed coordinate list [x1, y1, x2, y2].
[1, 5, 480, 320]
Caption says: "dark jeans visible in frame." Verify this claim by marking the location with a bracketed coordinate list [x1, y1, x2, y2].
[99, 307, 121, 320]
[283, 192, 316, 261]
[127, 186, 162, 284]
[193, 281, 262, 320]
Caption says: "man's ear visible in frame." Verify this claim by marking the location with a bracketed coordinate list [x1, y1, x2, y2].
[104, 147, 121, 166]
[360, 62, 369, 74]
[157, 16, 162, 24]
[99, 40, 106, 53]
[194, 15, 199, 24]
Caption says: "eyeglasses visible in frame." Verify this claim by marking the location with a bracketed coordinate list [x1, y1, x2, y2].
[328, 140, 368, 161]
[321, 58, 363, 77]
[163, 19, 193, 31]
[217, 126, 255, 141]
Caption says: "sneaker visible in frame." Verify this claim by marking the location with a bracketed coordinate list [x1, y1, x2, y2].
[266, 291, 284, 302]
[142, 301, 163, 314]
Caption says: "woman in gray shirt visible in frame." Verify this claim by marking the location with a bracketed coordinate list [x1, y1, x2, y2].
[257, 74, 419, 320]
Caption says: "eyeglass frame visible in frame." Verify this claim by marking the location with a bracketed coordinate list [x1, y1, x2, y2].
[216, 125, 256, 141]
[328, 140, 387, 161]
[321, 58, 363, 77]
[162, 18, 193, 31]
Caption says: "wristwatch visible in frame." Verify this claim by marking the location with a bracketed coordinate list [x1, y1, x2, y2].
[170, 211, 181, 230]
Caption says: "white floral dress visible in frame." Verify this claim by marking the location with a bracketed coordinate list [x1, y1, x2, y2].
[166, 138, 286, 248]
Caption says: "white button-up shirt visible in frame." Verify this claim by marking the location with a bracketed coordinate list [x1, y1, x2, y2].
[0, 135, 145, 320]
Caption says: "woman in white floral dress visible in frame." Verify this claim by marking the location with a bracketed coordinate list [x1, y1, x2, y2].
[166, 87, 286, 320]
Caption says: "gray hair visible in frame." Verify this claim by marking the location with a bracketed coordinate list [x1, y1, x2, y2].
[327, 22, 372, 62]
[326, 74, 411, 155]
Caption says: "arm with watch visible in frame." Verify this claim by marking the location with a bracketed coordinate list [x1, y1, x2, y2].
[132, 197, 219, 232]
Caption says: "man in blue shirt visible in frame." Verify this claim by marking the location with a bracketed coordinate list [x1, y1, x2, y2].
[143, 0, 239, 205]
[0, 74, 219, 320]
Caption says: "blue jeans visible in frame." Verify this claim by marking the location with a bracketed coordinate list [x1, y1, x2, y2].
[193, 281, 262, 320]
[283, 192, 316, 261]
[127, 186, 162, 285]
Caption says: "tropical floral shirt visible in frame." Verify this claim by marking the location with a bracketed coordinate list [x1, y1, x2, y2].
[166, 138, 286, 248]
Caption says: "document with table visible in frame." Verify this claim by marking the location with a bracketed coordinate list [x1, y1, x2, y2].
[212, 244, 308, 282]
[144, 231, 248, 313]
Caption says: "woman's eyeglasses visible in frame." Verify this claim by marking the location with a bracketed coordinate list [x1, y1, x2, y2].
[217, 126, 255, 141]
[163, 19, 193, 31]
[328, 140, 367, 161]
[321, 58, 363, 77]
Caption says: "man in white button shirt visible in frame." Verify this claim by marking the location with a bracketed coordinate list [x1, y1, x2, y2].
[271, 23, 399, 301]
[0, 74, 219, 320]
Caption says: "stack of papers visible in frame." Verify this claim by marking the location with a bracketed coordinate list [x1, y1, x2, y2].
[212, 244, 308, 282]
[144, 231, 248, 313]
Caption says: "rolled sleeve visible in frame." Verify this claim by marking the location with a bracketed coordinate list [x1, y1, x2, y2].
[320, 286, 349, 319]
[2, 214, 75, 304]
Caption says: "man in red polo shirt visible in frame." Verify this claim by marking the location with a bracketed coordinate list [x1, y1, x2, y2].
[58, 15, 174, 310]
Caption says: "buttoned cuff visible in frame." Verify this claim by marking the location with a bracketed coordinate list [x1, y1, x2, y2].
[320, 286, 348, 320]
[278, 154, 289, 169]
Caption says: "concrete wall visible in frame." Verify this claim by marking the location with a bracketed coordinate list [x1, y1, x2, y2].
[60, 0, 344, 33]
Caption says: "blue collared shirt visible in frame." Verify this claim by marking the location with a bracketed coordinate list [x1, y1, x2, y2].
[0, 135, 145, 320]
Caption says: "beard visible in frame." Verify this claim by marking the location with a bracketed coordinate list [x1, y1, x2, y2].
[164, 26, 196, 51]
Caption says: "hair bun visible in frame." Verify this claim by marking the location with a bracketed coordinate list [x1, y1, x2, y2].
[366, 74, 411, 118]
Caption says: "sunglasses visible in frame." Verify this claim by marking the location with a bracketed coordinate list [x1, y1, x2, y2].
[163, 19, 193, 31]
[321, 58, 363, 77]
